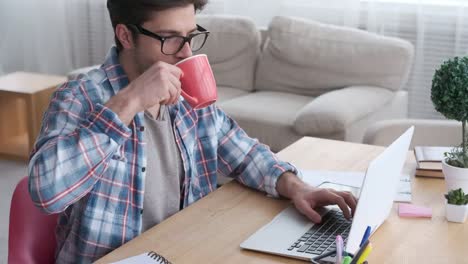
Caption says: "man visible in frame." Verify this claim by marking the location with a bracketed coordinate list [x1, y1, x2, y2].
[28, 0, 357, 262]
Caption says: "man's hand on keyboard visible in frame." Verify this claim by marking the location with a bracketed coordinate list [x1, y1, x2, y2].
[276, 172, 357, 224]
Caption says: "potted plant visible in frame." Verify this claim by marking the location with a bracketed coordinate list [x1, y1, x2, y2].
[431, 56, 468, 192]
[445, 188, 468, 223]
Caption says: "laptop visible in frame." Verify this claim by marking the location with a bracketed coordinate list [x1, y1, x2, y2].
[240, 127, 414, 262]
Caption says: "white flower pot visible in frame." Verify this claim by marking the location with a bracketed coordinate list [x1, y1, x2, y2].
[442, 160, 468, 193]
[445, 202, 468, 223]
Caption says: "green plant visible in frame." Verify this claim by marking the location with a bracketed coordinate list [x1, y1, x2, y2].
[444, 147, 468, 168]
[445, 188, 468, 205]
[431, 56, 468, 168]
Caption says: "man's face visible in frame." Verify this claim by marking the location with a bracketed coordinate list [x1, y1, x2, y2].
[132, 5, 196, 74]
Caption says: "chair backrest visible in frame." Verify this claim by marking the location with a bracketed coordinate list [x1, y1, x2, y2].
[8, 177, 58, 264]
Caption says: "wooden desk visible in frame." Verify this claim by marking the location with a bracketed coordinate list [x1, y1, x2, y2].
[97, 137, 466, 264]
[0, 72, 66, 160]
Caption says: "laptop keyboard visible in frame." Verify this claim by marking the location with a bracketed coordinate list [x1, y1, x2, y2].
[287, 209, 351, 256]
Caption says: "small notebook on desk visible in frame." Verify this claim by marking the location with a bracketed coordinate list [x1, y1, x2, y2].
[414, 146, 451, 178]
[110, 251, 172, 264]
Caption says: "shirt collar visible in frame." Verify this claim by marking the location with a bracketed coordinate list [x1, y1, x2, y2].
[102, 46, 130, 95]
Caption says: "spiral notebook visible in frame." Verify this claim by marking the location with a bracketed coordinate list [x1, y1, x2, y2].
[110, 251, 172, 264]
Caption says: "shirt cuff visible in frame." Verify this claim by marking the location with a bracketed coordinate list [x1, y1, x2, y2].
[87, 103, 132, 145]
[264, 162, 299, 198]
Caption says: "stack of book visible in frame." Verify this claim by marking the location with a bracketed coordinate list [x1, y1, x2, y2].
[414, 146, 452, 178]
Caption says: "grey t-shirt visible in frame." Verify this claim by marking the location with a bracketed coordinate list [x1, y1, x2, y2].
[141, 105, 184, 232]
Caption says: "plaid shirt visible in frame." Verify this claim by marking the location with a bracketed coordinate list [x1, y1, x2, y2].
[28, 47, 297, 263]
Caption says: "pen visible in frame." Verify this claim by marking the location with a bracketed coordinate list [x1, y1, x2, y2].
[359, 226, 371, 247]
[342, 256, 352, 264]
[336, 235, 344, 264]
[350, 240, 371, 264]
[312, 249, 337, 261]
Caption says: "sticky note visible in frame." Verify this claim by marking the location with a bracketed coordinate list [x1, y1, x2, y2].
[398, 203, 432, 218]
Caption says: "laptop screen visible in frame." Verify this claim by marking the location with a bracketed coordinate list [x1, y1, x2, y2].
[345, 127, 414, 254]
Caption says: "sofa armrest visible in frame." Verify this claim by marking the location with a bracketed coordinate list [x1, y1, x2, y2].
[363, 119, 461, 148]
[293, 86, 393, 136]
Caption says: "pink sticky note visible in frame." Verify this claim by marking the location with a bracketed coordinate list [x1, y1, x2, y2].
[398, 203, 432, 218]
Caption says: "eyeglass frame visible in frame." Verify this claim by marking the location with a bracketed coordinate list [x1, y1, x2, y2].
[126, 24, 210, 55]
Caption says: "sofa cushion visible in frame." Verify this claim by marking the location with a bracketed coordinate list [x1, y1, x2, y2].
[255, 16, 414, 96]
[196, 15, 260, 92]
[294, 86, 393, 136]
[218, 91, 313, 151]
[217, 86, 249, 103]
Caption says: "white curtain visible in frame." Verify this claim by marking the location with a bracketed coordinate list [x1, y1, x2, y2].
[202, 0, 360, 28]
[201, 0, 468, 119]
[0, 0, 112, 76]
[0, 1, 73, 74]
[361, 1, 468, 119]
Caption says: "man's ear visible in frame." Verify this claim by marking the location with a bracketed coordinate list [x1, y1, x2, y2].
[115, 24, 135, 49]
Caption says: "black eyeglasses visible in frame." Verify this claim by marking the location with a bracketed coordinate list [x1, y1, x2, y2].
[127, 24, 210, 55]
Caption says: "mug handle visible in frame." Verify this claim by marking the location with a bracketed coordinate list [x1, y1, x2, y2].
[181, 90, 199, 107]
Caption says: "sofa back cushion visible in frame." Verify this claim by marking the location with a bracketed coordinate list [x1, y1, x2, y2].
[195, 15, 260, 92]
[255, 16, 414, 97]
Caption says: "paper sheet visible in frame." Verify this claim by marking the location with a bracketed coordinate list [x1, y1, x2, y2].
[300, 170, 412, 203]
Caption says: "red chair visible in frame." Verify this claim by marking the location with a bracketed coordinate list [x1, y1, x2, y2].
[8, 177, 58, 264]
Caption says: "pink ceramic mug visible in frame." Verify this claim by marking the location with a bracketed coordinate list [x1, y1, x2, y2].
[176, 54, 218, 109]
[175, 54, 217, 109]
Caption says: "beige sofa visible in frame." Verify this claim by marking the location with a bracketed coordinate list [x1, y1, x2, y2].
[363, 119, 461, 148]
[68, 15, 414, 152]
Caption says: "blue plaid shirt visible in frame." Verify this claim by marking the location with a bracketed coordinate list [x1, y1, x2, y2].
[28, 47, 297, 263]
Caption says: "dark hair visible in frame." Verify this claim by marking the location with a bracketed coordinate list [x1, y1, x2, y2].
[107, 0, 208, 50]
